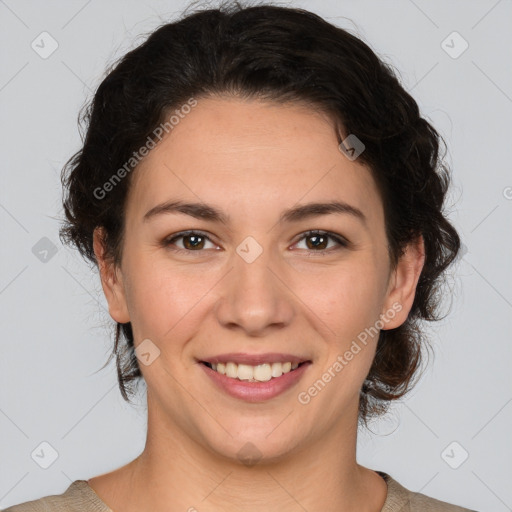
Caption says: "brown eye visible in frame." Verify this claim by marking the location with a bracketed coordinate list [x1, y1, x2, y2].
[294, 230, 348, 252]
[163, 231, 217, 252]
[305, 233, 329, 250]
[182, 234, 206, 250]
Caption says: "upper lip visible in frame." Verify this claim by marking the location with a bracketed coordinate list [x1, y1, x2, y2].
[200, 353, 311, 366]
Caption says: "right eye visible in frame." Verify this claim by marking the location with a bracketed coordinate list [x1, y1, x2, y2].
[162, 230, 220, 253]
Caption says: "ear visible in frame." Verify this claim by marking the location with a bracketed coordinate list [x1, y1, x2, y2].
[93, 227, 131, 324]
[380, 234, 425, 329]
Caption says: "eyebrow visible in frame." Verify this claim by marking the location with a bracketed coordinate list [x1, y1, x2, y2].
[143, 200, 367, 226]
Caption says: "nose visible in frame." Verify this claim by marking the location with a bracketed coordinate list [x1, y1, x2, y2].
[214, 244, 295, 337]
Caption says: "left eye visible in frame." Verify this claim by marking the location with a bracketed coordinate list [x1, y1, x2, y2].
[293, 230, 348, 251]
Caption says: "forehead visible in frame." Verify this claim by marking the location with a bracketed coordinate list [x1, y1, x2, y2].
[125, 96, 383, 228]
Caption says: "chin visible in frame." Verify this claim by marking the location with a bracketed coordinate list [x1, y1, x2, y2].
[202, 423, 303, 467]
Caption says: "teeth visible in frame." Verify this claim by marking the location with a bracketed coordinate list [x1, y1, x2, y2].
[271, 362, 283, 378]
[208, 361, 301, 382]
[238, 364, 255, 381]
[253, 363, 272, 382]
[226, 362, 237, 379]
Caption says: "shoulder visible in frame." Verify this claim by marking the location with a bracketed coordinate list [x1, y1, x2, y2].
[1, 480, 112, 512]
[379, 472, 479, 512]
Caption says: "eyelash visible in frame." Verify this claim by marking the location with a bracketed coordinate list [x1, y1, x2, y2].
[162, 229, 349, 256]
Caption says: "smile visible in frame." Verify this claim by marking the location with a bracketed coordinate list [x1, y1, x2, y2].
[202, 361, 304, 382]
[200, 359, 312, 402]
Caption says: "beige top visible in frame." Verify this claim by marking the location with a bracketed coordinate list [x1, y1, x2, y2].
[2, 472, 477, 511]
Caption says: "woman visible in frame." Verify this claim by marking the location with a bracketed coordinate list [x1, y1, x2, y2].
[4, 2, 477, 511]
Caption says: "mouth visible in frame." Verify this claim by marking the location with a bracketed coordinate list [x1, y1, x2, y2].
[200, 360, 310, 383]
[199, 357, 312, 402]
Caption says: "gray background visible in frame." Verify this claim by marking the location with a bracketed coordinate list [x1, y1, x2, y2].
[1, 0, 511, 510]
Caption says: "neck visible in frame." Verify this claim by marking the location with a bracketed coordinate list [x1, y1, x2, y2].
[89, 397, 387, 512]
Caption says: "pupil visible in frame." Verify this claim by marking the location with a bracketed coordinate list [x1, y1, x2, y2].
[184, 235, 204, 249]
[308, 235, 327, 250]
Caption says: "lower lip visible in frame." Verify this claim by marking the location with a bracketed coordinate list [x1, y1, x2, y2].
[200, 362, 311, 402]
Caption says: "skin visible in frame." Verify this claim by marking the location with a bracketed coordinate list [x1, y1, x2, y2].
[89, 96, 425, 512]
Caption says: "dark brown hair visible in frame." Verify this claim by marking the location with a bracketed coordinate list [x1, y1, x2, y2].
[59, 1, 461, 428]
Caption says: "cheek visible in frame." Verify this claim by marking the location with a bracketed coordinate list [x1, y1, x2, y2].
[303, 260, 386, 340]
[310, 269, 384, 402]
[122, 257, 218, 344]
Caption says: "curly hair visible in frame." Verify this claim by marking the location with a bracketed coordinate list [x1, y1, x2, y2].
[59, 1, 461, 428]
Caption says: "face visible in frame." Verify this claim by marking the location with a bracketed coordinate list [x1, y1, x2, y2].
[94, 96, 424, 463]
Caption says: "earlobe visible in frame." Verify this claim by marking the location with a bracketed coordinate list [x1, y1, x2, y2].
[381, 235, 425, 330]
[93, 227, 131, 323]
